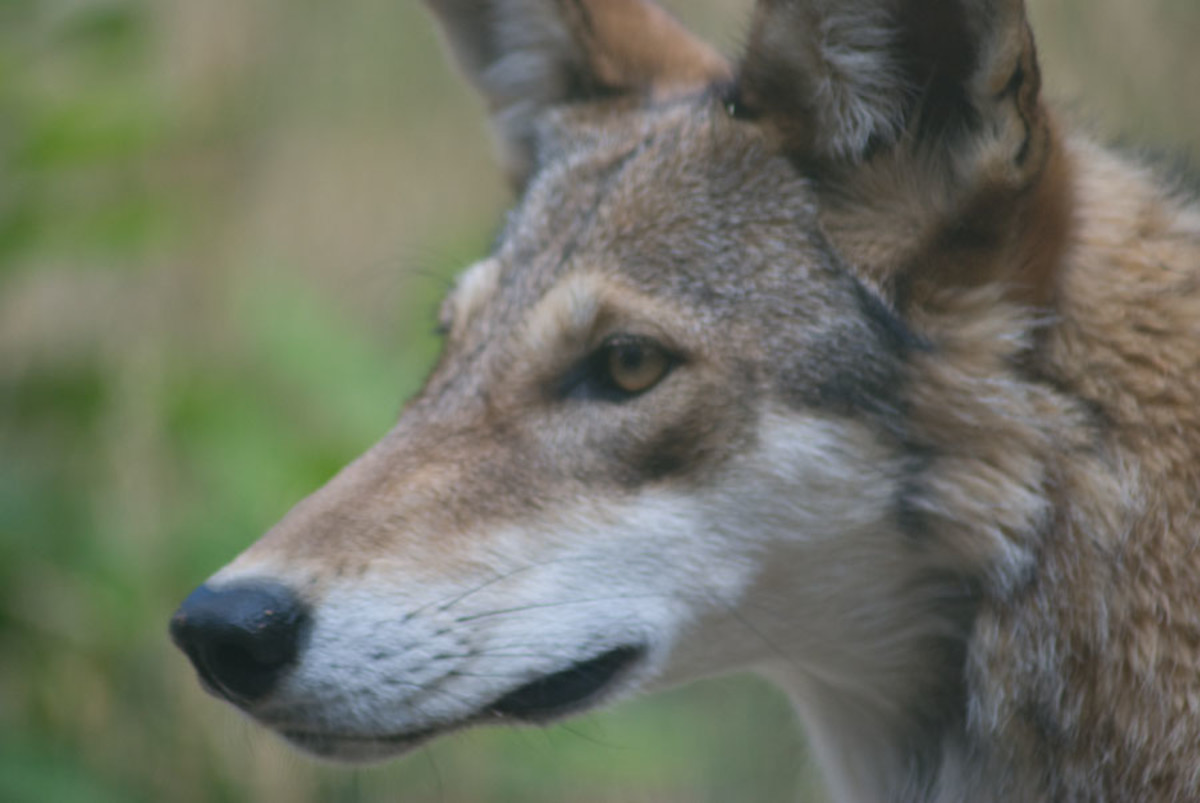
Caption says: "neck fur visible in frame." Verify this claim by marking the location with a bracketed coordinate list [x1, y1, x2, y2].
[761, 570, 978, 803]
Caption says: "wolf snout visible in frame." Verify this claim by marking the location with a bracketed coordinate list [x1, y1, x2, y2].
[170, 582, 310, 705]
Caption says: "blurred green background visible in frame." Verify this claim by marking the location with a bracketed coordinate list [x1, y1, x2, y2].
[1, 1, 1196, 801]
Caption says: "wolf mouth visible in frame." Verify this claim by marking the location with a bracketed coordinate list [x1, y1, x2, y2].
[279, 645, 646, 760]
[279, 726, 437, 761]
[485, 645, 646, 721]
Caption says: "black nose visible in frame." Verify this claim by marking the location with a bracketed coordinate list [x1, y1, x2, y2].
[169, 583, 309, 704]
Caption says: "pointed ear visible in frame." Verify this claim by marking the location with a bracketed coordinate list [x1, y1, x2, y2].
[736, 0, 1046, 176]
[426, 0, 730, 185]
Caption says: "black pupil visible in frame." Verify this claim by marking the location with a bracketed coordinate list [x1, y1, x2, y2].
[614, 343, 645, 373]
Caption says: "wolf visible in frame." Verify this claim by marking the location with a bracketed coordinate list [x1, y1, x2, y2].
[169, 0, 1200, 800]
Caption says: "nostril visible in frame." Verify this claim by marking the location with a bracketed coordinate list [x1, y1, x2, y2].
[199, 639, 283, 701]
[169, 582, 309, 705]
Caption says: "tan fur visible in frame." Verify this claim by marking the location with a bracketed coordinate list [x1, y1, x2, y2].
[569, 0, 731, 94]
[175, 2, 1200, 800]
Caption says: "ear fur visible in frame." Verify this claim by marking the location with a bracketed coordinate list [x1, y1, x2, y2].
[736, 0, 1046, 176]
[736, 0, 1069, 308]
[426, 0, 730, 186]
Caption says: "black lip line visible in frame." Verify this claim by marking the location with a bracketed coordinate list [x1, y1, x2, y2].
[277, 645, 646, 749]
[282, 726, 436, 746]
[484, 645, 645, 721]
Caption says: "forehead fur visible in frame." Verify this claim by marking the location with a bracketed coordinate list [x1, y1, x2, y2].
[448, 95, 916, 420]
[500, 97, 833, 316]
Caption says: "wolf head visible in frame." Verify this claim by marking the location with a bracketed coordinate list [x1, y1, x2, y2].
[171, 0, 1073, 777]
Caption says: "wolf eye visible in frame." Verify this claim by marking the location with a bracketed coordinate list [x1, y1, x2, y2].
[559, 336, 676, 402]
[605, 338, 670, 395]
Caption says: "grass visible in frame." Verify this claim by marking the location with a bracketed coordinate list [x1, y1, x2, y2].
[1, 1, 1196, 800]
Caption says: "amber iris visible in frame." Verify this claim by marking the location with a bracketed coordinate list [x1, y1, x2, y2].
[606, 339, 670, 395]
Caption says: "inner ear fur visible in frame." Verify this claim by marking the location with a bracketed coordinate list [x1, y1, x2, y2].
[737, 0, 1068, 307]
[427, 0, 729, 186]
[736, 0, 1045, 172]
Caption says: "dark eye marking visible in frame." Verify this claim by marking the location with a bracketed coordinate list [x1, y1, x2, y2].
[558, 335, 679, 403]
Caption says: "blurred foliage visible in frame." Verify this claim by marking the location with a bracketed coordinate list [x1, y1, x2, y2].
[0, 0, 1196, 801]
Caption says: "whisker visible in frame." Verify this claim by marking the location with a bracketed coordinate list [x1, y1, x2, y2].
[421, 744, 445, 803]
[453, 592, 671, 623]
[431, 650, 573, 661]
[401, 555, 598, 623]
[446, 670, 536, 680]
[434, 557, 586, 613]
[554, 718, 626, 751]
[676, 564, 809, 679]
